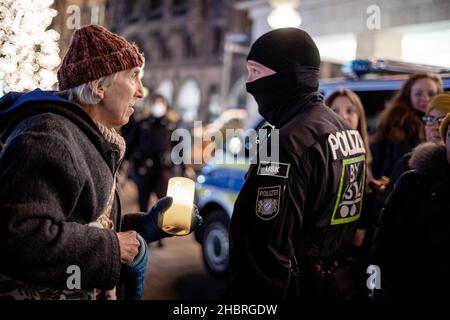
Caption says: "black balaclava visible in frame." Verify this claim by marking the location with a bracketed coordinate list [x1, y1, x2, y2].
[246, 28, 322, 127]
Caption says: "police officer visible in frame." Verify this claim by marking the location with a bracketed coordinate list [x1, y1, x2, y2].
[126, 94, 181, 213]
[226, 28, 367, 301]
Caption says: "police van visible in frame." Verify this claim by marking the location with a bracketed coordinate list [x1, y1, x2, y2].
[321, 59, 450, 131]
[194, 118, 266, 277]
[194, 59, 450, 278]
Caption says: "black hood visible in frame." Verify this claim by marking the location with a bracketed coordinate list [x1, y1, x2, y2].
[246, 28, 322, 127]
[0, 89, 82, 138]
[0, 88, 76, 116]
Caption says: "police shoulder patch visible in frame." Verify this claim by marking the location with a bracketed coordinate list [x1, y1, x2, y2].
[330, 155, 366, 225]
[255, 185, 281, 220]
[257, 162, 290, 179]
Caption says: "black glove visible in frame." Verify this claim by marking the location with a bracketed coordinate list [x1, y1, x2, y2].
[141, 197, 173, 243]
[141, 196, 203, 243]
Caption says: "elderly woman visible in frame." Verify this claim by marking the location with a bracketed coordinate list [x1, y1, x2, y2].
[0, 25, 200, 300]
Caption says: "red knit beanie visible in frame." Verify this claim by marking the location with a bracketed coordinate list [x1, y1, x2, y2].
[57, 25, 144, 90]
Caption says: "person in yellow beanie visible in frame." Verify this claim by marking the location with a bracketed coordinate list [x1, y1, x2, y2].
[377, 93, 450, 211]
[423, 93, 450, 143]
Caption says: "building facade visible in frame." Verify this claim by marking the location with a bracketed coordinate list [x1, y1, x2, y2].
[51, 0, 450, 124]
[110, 0, 251, 122]
[237, 0, 450, 66]
[51, 0, 111, 61]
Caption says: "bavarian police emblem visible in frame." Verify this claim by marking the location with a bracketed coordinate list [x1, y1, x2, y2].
[255, 185, 281, 220]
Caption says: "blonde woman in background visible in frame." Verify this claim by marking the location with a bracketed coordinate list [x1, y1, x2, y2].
[326, 89, 377, 268]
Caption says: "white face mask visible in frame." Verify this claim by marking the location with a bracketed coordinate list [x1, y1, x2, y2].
[151, 102, 167, 118]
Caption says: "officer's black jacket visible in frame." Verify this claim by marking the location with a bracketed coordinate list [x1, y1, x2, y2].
[227, 98, 367, 300]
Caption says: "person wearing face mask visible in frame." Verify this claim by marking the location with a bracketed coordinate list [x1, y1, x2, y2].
[126, 94, 183, 220]
[151, 95, 169, 118]
[226, 28, 367, 301]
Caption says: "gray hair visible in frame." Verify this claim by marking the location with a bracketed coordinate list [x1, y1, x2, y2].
[59, 73, 118, 105]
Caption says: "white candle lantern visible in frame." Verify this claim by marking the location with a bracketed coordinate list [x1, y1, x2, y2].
[162, 177, 196, 235]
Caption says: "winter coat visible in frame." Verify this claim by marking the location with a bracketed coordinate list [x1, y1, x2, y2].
[371, 142, 450, 300]
[0, 89, 144, 299]
[370, 136, 421, 180]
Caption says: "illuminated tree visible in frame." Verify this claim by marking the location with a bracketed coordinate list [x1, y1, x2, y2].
[0, 0, 60, 93]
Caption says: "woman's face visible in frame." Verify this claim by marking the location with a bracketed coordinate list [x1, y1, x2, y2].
[410, 78, 439, 113]
[330, 96, 359, 130]
[424, 109, 446, 143]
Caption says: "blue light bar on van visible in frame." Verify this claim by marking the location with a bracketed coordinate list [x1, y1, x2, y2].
[342, 59, 450, 78]
[341, 59, 374, 77]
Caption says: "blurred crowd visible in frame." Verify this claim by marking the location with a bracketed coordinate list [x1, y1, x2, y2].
[325, 73, 450, 301]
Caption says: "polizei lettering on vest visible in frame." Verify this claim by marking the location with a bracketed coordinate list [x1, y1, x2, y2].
[258, 189, 279, 197]
[328, 129, 366, 160]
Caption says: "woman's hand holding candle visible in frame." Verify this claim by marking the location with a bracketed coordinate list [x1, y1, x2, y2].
[141, 196, 203, 243]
